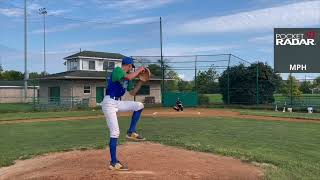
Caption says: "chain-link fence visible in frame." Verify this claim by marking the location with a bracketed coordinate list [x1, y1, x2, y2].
[133, 54, 252, 107]
[1, 55, 320, 112]
[133, 54, 320, 111]
[0, 80, 95, 113]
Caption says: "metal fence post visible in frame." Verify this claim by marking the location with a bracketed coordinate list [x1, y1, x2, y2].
[290, 74, 293, 106]
[160, 17, 164, 105]
[194, 55, 197, 91]
[71, 80, 74, 108]
[256, 62, 259, 105]
[227, 54, 231, 104]
[33, 81, 36, 111]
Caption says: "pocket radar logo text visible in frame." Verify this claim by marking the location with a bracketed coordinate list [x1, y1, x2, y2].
[274, 28, 320, 73]
[275, 31, 316, 46]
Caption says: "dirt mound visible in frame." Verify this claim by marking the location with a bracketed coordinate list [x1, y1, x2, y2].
[0, 142, 263, 180]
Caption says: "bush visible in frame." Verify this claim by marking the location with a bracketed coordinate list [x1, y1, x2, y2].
[219, 62, 281, 105]
[198, 94, 209, 105]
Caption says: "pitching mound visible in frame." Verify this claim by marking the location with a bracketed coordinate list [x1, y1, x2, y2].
[0, 142, 263, 180]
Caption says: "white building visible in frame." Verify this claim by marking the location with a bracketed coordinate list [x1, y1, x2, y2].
[64, 51, 123, 72]
[37, 51, 161, 108]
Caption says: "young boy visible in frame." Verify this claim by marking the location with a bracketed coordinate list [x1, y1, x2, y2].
[173, 98, 184, 111]
[101, 57, 146, 171]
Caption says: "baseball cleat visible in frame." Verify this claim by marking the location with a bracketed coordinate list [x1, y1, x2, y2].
[126, 132, 146, 141]
[109, 161, 129, 171]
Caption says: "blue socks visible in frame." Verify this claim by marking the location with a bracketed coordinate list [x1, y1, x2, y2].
[109, 137, 118, 165]
[128, 109, 143, 133]
[109, 109, 143, 165]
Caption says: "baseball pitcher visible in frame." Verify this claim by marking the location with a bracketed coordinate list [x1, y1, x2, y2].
[101, 57, 149, 171]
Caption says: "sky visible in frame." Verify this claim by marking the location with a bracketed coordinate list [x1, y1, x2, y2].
[0, 0, 320, 80]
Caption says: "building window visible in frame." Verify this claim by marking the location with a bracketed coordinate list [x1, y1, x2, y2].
[84, 85, 91, 94]
[103, 61, 115, 71]
[82, 60, 89, 70]
[89, 61, 95, 70]
[137, 85, 150, 95]
[108, 62, 115, 69]
[103, 61, 108, 70]
[70, 59, 78, 70]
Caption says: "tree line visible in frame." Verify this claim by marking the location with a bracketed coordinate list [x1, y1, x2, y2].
[2, 62, 320, 105]
[0, 65, 47, 80]
[147, 61, 320, 105]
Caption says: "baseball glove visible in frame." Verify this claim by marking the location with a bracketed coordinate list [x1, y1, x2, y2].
[138, 68, 151, 82]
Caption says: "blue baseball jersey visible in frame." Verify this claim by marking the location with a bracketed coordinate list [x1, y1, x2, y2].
[106, 67, 133, 97]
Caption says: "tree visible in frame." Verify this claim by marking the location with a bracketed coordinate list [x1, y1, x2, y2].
[147, 64, 161, 77]
[147, 60, 180, 91]
[164, 69, 179, 91]
[29, 72, 48, 79]
[219, 62, 282, 104]
[147, 59, 172, 78]
[177, 80, 193, 92]
[0, 64, 3, 80]
[196, 66, 219, 94]
[314, 76, 320, 87]
[280, 74, 301, 97]
[299, 81, 312, 94]
[1, 70, 24, 80]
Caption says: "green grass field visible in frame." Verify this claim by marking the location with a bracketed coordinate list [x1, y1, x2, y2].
[0, 103, 34, 113]
[205, 93, 320, 105]
[1, 117, 320, 180]
[1, 107, 320, 122]
[2, 93, 320, 113]
[0, 110, 103, 121]
[239, 110, 320, 120]
[204, 94, 223, 103]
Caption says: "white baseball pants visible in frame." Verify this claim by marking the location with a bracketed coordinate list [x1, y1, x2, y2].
[101, 96, 144, 138]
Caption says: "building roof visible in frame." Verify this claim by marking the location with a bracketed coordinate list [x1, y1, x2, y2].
[36, 70, 110, 80]
[0, 81, 38, 87]
[0, 81, 25, 86]
[64, 51, 125, 60]
[37, 70, 166, 81]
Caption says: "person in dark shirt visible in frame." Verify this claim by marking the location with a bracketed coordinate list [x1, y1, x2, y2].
[173, 98, 184, 111]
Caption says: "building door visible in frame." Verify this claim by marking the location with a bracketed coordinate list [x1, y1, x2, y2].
[49, 87, 60, 103]
[96, 87, 105, 104]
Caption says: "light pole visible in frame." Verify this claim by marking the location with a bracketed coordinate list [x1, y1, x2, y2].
[39, 8, 47, 74]
[0, 55, 2, 69]
[24, 0, 28, 101]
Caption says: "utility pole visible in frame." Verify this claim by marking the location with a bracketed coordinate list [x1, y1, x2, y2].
[24, 0, 28, 101]
[160, 17, 164, 104]
[39, 8, 47, 74]
[0, 55, 2, 70]
[290, 73, 293, 106]
[0, 56, 3, 74]
[305, 74, 307, 82]
[256, 62, 259, 105]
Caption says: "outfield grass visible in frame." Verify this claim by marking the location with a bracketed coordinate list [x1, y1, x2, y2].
[239, 110, 320, 120]
[204, 94, 223, 103]
[205, 93, 320, 105]
[274, 94, 320, 107]
[0, 117, 320, 180]
[0, 110, 103, 121]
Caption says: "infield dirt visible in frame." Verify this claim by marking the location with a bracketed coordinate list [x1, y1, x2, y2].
[0, 142, 263, 180]
[1, 108, 318, 124]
